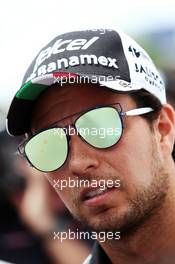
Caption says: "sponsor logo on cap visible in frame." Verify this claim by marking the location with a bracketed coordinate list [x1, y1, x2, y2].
[26, 37, 101, 82]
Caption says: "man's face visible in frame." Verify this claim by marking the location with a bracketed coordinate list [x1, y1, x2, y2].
[31, 83, 169, 234]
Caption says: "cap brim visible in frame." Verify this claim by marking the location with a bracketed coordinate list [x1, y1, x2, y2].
[6, 72, 142, 136]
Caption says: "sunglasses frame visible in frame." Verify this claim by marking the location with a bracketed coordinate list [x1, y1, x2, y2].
[18, 103, 154, 172]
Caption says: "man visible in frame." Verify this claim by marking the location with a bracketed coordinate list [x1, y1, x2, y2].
[6, 29, 175, 264]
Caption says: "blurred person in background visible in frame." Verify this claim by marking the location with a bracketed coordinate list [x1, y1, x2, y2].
[0, 129, 50, 264]
[164, 70, 175, 108]
[0, 128, 90, 264]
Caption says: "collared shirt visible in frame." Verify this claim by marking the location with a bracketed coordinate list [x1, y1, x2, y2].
[83, 243, 112, 264]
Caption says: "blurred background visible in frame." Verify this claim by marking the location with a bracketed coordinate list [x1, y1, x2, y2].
[0, 0, 175, 263]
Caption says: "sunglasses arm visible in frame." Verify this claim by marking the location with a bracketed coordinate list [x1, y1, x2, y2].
[122, 107, 154, 116]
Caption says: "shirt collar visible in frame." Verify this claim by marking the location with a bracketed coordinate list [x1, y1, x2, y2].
[90, 243, 112, 264]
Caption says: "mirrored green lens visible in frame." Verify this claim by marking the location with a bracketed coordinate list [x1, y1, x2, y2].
[25, 128, 68, 172]
[75, 107, 122, 148]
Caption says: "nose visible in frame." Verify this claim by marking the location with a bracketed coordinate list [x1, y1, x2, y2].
[68, 133, 100, 176]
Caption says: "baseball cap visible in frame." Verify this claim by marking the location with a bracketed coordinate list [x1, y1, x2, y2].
[6, 29, 166, 136]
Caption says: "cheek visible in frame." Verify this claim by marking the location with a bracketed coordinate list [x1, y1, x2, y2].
[103, 122, 155, 191]
[44, 172, 74, 207]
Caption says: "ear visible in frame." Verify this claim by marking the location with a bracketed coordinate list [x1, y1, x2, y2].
[155, 104, 175, 155]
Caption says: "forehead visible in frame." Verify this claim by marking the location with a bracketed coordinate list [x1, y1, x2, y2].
[31, 83, 135, 131]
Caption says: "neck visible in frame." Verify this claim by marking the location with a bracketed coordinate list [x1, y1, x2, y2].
[100, 167, 175, 264]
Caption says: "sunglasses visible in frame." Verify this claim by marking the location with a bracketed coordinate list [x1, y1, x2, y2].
[18, 103, 154, 172]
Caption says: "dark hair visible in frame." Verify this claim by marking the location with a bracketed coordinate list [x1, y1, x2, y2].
[129, 89, 175, 161]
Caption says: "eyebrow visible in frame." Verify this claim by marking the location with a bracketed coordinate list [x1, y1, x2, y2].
[31, 108, 89, 135]
[31, 102, 122, 136]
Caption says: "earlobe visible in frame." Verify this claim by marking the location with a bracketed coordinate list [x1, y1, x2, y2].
[157, 104, 175, 154]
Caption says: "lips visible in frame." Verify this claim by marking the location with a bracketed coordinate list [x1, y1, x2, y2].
[80, 185, 114, 202]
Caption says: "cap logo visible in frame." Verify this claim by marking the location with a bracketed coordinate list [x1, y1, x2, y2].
[35, 54, 118, 76]
[33, 37, 99, 74]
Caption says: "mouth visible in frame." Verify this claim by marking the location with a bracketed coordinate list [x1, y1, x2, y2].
[81, 185, 116, 206]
